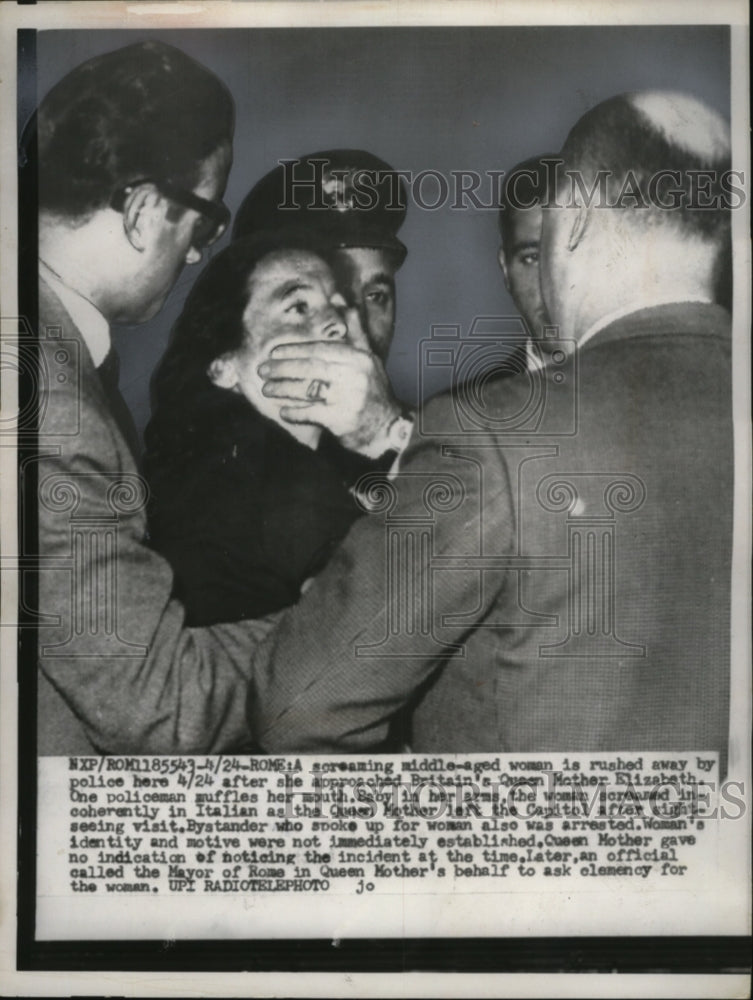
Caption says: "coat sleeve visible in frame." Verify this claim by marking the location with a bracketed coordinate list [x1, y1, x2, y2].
[247, 401, 514, 752]
[37, 377, 276, 755]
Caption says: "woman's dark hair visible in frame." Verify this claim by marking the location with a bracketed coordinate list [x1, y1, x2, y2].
[37, 40, 234, 219]
[145, 230, 328, 465]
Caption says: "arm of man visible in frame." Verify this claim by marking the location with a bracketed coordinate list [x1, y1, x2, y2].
[37, 380, 275, 756]
[248, 399, 514, 752]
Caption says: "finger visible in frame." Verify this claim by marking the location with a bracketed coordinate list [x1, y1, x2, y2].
[267, 340, 365, 363]
[258, 358, 320, 381]
[279, 402, 329, 424]
[261, 378, 313, 400]
[344, 307, 370, 351]
[259, 358, 353, 384]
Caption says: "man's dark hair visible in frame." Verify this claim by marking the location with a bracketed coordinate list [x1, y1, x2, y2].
[498, 155, 555, 256]
[36, 41, 234, 219]
[560, 93, 730, 243]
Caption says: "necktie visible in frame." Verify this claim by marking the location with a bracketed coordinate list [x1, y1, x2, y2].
[97, 349, 141, 462]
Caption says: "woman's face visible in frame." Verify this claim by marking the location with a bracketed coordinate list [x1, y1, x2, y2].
[211, 248, 348, 422]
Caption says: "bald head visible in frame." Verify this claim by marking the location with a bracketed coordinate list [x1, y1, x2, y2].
[559, 90, 732, 241]
[541, 90, 734, 340]
[630, 91, 730, 163]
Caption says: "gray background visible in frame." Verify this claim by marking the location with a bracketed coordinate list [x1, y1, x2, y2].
[30, 26, 730, 442]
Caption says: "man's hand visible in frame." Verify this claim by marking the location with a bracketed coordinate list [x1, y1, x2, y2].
[258, 316, 403, 456]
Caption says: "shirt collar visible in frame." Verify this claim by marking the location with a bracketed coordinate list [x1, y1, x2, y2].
[578, 295, 713, 351]
[39, 259, 111, 367]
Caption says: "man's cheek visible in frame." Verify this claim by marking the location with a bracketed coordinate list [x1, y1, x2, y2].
[525, 274, 543, 301]
[366, 308, 386, 332]
[369, 302, 394, 331]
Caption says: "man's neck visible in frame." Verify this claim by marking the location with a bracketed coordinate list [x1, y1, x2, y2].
[39, 258, 112, 367]
[578, 292, 714, 349]
[39, 215, 115, 320]
[566, 224, 719, 347]
[571, 272, 716, 348]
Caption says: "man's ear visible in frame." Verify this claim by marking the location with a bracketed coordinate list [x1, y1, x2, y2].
[497, 246, 511, 290]
[207, 355, 238, 390]
[567, 202, 590, 252]
[121, 183, 163, 253]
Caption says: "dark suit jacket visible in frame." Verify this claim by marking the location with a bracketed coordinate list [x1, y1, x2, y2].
[36, 277, 272, 755]
[249, 302, 732, 756]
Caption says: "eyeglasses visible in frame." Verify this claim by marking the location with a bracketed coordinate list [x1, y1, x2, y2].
[110, 179, 231, 250]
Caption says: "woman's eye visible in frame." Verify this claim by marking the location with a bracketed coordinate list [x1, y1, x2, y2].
[519, 252, 539, 266]
[286, 299, 309, 316]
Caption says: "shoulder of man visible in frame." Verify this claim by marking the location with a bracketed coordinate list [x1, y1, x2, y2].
[416, 365, 556, 436]
[38, 279, 122, 456]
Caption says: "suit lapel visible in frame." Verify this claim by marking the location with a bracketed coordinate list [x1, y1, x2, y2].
[38, 275, 141, 462]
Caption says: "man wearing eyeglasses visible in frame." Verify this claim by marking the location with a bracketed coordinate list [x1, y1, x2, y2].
[34, 41, 273, 755]
[105, 177, 232, 324]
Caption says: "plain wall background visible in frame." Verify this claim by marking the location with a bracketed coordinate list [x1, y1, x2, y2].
[29, 26, 730, 443]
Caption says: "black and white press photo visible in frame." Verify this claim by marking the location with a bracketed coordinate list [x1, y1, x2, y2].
[0, 1, 750, 995]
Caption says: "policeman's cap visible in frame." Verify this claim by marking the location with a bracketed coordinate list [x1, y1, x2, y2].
[232, 149, 408, 265]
